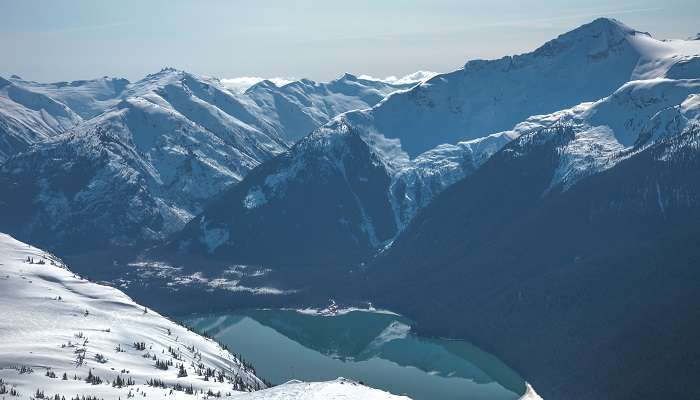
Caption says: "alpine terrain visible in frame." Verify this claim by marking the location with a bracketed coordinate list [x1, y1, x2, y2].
[0, 70, 413, 253]
[2, 9, 699, 400]
[171, 18, 700, 267]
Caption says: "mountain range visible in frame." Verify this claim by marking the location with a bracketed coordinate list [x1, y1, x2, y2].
[0, 69, 411, 251]
[170, 18, 700, 268]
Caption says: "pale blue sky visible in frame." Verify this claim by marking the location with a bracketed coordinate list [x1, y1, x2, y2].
[1, 0, 698, 83]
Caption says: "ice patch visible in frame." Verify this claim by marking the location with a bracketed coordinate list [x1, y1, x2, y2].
[200, 219, 230, 253]
[366, 321, 412, 350]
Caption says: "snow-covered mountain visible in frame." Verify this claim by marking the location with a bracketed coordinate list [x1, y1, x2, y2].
[0, 77, 81, 162]
[170, 18, 700, 266]
[243, 73, 415, 143]
[0, 75, 133, 163]
[0, 68, 410, 252]
[0, 69, 286, 251]
[8, 75, 130, 119]
[0, 232, 411, 400]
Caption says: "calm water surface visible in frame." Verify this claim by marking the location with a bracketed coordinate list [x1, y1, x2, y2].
[182, 309, 525, 400]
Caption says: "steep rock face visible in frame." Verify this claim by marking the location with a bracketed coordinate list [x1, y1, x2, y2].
[170, 19, 700, 266]
[173, 122, 397, 266]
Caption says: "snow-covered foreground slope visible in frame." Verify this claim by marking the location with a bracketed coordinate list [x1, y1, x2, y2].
[234, 378, 410, 400]
[171, 18, 700, 266]
[0, 233, 411, 399]
[0, 232, 265, 398]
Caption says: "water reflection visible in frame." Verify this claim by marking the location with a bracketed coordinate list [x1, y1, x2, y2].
[183, 309, 525, 400]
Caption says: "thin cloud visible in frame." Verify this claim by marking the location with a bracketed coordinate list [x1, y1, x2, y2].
[291, 6, 665, 45]
[468, 6, 665, 30]
[220, 77, 295, 94]
[358, 71, 438, 85]
[47, 21, 133, 35]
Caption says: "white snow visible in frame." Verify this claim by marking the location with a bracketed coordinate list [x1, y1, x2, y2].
[7, 76, 129, 119]
[243, 72, 415, 143]
[339, 18, 700, 159]
[519, 384, 543, 400]
[0, 78, 81, 162]
[509, 78, 700, 190]
[233, 378, 410, 400]
[290, 305, 401, 318]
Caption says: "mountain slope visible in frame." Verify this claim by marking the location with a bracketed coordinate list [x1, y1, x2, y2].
[170, 123, 397, 265]
[0, 232, 266, 398]
[366, 91, 700, 400]
[0, 77, 82, 162]
[8, 75, 130, 119]
[170, 18, 700, 266]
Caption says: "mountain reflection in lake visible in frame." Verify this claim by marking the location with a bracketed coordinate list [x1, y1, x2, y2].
[182, 309, 525, 400]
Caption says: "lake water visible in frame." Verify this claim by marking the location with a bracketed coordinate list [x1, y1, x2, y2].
[182, 309, 525, 400]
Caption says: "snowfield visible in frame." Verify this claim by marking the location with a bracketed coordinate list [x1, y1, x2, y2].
[229, 378, 410, 400]
[0, 233, 410, 399]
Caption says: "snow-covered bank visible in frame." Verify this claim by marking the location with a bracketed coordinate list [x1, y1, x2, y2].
[0, 233, 410, 399]
[288, 299, 401, 317]
[520, 383, 543, 400]
[234, 378, 410, 400]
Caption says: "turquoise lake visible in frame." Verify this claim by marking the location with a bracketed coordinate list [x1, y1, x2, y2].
[182, 309, 525, 400]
